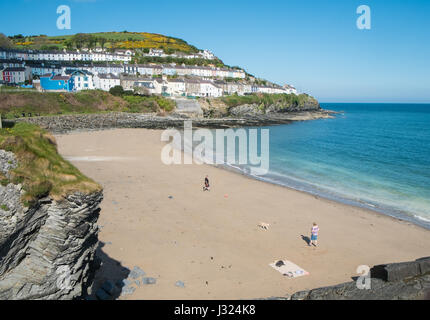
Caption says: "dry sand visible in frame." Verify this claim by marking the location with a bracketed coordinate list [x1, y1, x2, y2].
[55, 128, 430, 300]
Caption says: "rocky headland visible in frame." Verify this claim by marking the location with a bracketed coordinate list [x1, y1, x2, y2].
[0, 124, 103, 299]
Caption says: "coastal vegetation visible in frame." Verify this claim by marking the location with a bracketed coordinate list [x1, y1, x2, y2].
[0, 90, 176, 118]
[0, 123, 101, 206]
[0, 90, 319, 120]
[8, 32, 199, 53]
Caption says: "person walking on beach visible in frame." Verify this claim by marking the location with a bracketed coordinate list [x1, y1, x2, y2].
[203, 175, 210, 191]
[310, 223, 319, 247]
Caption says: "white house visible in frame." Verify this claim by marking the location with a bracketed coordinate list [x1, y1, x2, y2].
[93, 73, 120, 91]
[199, 81, 222, 97]
[148, 49, 165, 57]
[283, 84, 298, 94]
[68, 70, 95, 91]
[200, 50, 215, 60]
[165, 78, 186, 96]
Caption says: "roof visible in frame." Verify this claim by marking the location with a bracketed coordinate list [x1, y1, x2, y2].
[3, 67, 26, 72]
[52, 75, 71, 81]
[97, 73, 120, 80]
[40, 73, 53, 78]
[64, 69, 93, 76]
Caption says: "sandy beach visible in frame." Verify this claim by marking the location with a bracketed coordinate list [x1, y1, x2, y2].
[55, 128, 430, 300]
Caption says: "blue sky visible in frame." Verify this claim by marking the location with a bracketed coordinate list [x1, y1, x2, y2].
[1, 0, 429, 102]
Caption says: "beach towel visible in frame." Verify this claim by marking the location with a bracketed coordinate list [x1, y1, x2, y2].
[269, 259, 309, 278]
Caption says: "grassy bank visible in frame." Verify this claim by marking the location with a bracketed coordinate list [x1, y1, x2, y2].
[0, 90, 176, 119]
[0, 123, 101, 206]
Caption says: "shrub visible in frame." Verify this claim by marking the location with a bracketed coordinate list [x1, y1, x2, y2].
[109, 85, 125, 97]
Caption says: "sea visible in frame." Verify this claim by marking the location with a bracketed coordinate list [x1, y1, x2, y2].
[199, 103, 430, 230]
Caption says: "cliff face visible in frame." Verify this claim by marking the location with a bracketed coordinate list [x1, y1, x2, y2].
[0, 129, 103, 299]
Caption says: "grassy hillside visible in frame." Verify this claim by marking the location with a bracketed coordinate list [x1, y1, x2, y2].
[0, 123, 101, 206]
[0, 90, 176, 118]
[10, 31, 199, 53]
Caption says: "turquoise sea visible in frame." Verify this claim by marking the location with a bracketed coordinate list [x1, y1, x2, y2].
[226, 103, 430, 229]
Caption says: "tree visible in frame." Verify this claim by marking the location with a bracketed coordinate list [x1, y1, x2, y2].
[109, 85, 125, 96]
[72, 33, 95, 49]
[99, 37, 107, 49]
[65, 39, 74, 50]
[0, 33, 13, 48]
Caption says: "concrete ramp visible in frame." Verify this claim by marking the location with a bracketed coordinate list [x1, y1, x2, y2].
[174, 99, 203, 117]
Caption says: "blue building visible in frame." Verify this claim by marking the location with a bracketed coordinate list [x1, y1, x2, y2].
[39, 73, 74, 92]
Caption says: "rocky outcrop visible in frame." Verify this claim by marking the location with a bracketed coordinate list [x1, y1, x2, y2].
[289, 257, 430, 300]
[8, 110, 335, 134]
[228, 100, 321, 117]
[0, 150, 103, 300]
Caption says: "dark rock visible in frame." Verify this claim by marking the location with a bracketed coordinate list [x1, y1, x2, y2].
[370, 264, 388, 281]
[416, 257, 430, 275]
[143, 277, 156, 285]
[290, 277, 428, 300]
[385, 261, 421, 282]
[289, 257, 430, 300]
[12, 110, 334, 135]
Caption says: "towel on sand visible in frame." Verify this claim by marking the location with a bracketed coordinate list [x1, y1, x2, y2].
[269, 259, 309, 278]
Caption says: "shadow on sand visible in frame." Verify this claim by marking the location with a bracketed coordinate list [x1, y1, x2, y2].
[301, 235, 311, 246]
[80, 242, 130, 300]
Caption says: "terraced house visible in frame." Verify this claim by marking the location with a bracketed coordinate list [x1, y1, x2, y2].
[67, 70, 95, 91]
[93, 73, 120, 92]
[0, 46, 298, 96]
[0, 66, 31, 84]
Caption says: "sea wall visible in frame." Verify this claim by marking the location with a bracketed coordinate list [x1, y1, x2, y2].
[288, 257, 430, 300]
[9, 110, 334, 134]
[0, 149, 103, 300]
